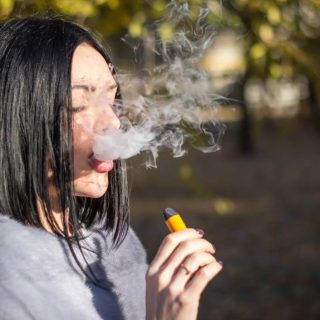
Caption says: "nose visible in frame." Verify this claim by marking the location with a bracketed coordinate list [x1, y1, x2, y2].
[109, 109, 121, 130]
[94, 105, 121, 134]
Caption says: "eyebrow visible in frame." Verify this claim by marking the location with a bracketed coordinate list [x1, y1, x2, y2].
[71, 83, 118, 92]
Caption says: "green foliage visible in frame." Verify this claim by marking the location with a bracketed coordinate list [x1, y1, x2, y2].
[0, 0, 162, 35]
[222, 0, 320, 80]
[0, 0, 194, 36]
[1, 0, 319, 76]
[1, 0, 319, 113]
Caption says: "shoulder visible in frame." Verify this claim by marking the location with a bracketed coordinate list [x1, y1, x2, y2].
[86, 224, 148, 266]
[0, 213, 74, 286]
[85, 226, 148, 320]
[0, 214, 66, 267]
[121, 226, 148, 263]
[0, 214, 101, 319]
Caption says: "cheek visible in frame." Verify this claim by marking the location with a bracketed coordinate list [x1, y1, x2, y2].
[72, 122, 94, 169]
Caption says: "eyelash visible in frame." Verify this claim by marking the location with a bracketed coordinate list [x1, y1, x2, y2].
[71, 106, 86, 113]
[71, 101, 118, 114]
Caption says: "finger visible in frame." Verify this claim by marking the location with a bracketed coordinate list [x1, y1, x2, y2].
[169, 252, 216, 293]
[184, 260, 223, 299]
[149, 228, 204, 274]
[159, 239, 215, 280]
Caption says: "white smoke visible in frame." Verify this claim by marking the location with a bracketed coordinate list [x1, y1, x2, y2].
[92, 1, 225, 168]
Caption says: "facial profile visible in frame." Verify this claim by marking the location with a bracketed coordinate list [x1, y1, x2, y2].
[70, 43, 120, 199]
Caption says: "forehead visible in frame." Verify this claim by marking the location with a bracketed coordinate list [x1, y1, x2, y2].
[71, 43, 115, 86]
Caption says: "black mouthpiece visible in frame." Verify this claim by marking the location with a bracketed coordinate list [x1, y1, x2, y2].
[163, 208, 178, 219]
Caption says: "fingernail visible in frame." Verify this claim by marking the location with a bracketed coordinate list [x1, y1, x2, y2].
[195, 228, 204, 236]
[218, 260, 223, 267]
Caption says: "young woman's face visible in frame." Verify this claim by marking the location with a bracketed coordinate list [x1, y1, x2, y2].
[71, 43, 120, 198]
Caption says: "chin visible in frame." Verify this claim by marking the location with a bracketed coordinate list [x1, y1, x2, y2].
[74, 184, 109, 198]
[73, 175, 109, 198]
[81, 191, 107, 198]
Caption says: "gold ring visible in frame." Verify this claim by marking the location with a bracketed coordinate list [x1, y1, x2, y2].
[180, 264, 191, 275]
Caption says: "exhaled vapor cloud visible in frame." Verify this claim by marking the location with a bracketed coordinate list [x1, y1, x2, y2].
[92, 1, 226, 168]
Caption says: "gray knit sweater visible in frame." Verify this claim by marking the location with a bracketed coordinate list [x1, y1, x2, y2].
[0, 214, 148, 320]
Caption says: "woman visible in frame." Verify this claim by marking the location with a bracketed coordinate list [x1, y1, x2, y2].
[0, 16, 222, 319]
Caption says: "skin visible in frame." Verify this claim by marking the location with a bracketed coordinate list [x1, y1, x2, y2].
[146, 229, 223, 320]
[70, 43, 119, 198]
[40, 42, 223, 318]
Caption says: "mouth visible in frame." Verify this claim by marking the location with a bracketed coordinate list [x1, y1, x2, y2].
[88, 154, 114, 173]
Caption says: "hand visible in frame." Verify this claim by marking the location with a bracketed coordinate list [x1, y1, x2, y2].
[145, 228, 222, 320]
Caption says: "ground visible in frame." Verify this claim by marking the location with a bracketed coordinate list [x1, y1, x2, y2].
[128, 121, 320, 320]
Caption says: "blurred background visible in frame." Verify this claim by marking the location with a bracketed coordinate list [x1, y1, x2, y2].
[1, 0, 319, 319]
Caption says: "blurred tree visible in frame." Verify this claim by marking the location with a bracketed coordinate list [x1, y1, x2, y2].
[1, 0, 319, 148]
[0, 0, 204, 36]
[219, 0, 320, 140]
[0, 0, 167, 35]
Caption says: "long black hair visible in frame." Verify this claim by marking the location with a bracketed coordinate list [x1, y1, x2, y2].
[0, 16, 129, 268]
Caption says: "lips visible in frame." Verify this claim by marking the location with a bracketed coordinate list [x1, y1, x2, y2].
[88, 154, 113, 173]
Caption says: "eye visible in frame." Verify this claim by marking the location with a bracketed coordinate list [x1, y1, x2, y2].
[71, 106, 87, 113]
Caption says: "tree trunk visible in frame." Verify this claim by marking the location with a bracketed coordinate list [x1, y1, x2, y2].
[238, 72, 255, 155]
[308, 77, 320, 133]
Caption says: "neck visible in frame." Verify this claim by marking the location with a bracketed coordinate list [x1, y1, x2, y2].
[36, 197, 73, 237]
[40, 164, 74, 236]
